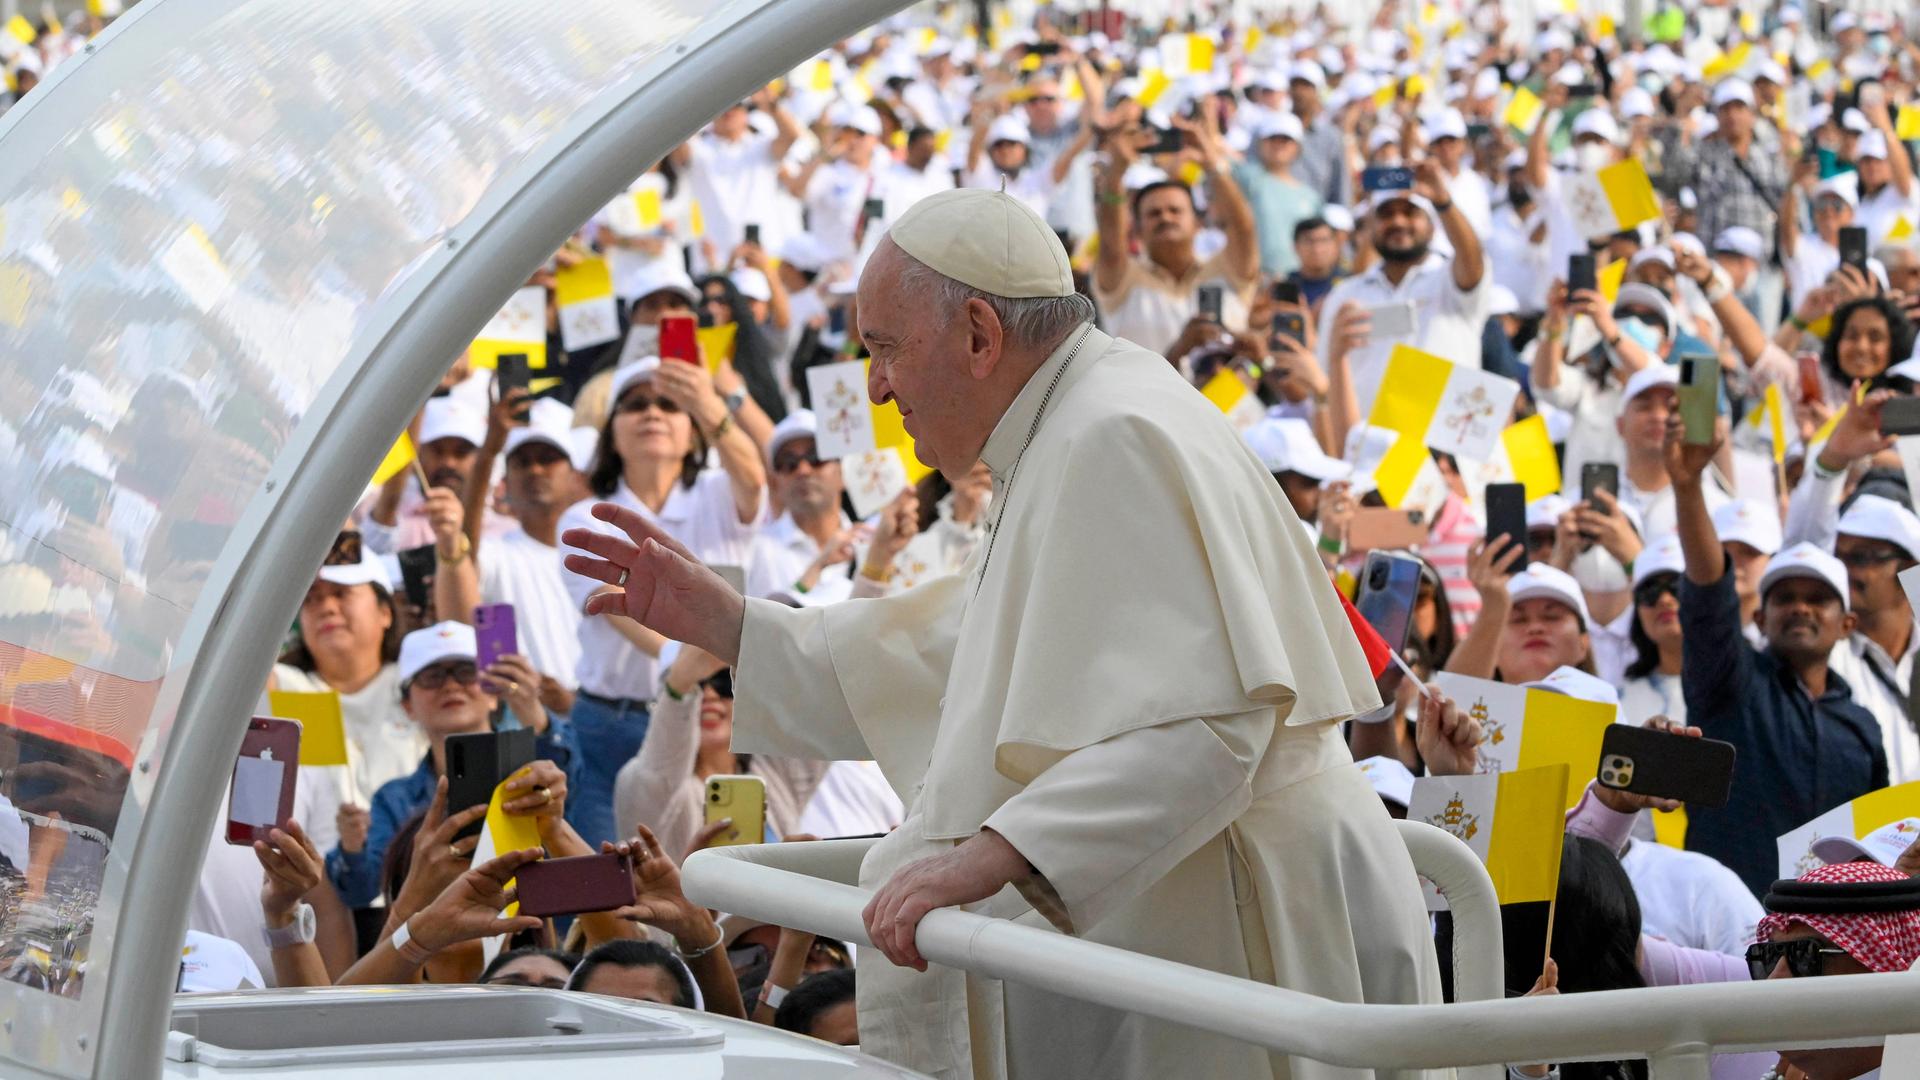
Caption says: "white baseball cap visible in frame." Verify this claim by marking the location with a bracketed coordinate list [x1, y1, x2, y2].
[986, 114, 1031, 145]
[418, 397, 486, 449]
[1422, 108, 1468, 142]
[1527, 493, 1573, 532]
[399, 620, 479, 685]
[1842, 108, 1873, 134]
[1256, 111, 1305, 143]
[777, 233, 831, 273]
[317, 542, 387, 590]
[1629, 247, 1676, 273]
[1571, 109, 1621, 144]
[1710, 79, 1755, 110]
[1619, 364, 1680, 411]
[1812, 817, 1920, 865]
[501, 398, 577, 462]
[766, 408, 820, 465]
[1288, 60, 1328, 90]
[1713, 498, 1783, 555]
[1488, 284, 1521, 318]
[1832, 11, 1859, 33]
[1713, 226, 1765, 263]
[627, 261, 700, 307]
[1523, 664, 1620, 706]
[1837, 493, 1920, 559]
[1508, 563, 1592, 625]
[1242, 418, 1352, 482]
[1321, 203, 1356, 232]
[1857, 129, 1891, 161]
[1814, 175, 1860, 208]
[1355, 755, 1416, 809]
[607, 357, 663, 408]
[837, 104, 884, 136]
[1631, 532, 1686, 589]
[1620, 87, 1658, 120]
[1759, 541, 1851, 611]
[730, 267, 772, 303]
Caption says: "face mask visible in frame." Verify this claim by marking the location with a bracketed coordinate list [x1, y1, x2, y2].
[1575, 142, 1613, 172]
[1871, 35, 1894, 57]
[1638, 72, 1664, 94]
[1619, 317, 1664, 354]
[1572, 542, 1630, 594]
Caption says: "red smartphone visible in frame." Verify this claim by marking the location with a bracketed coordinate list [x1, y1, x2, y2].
[473, 603, 517, 691]
[226, 718, 300, 846]
[1796, 353, 1825, 406]
[659, 314, 698, 364]
[513, 853, 636, 918]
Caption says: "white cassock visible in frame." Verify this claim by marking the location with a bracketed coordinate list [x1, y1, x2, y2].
[734, 324, 1442, 1080]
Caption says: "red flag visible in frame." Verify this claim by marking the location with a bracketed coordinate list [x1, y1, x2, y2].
[1339, 588, 1392, 678]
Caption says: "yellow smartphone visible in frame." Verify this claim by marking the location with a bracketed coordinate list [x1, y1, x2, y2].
[704, 774, 766, 846]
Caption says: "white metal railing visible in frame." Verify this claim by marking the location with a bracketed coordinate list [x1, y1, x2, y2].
[682, 824, 1920, 1080]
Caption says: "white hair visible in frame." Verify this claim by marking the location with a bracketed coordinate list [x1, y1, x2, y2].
[892, 247, 1094, 354]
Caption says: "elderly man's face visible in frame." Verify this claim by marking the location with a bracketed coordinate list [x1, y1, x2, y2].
[1890, 255, 1920, 297]
[1136, 186, 1198, 250]
[858, 242, 991, 475]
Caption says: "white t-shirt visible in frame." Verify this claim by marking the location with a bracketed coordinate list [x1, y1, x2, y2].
[744, 511, 858, 603]
[797, 760, 905, 838]
[880, 161, 957, 226]
[685, 131, 786, 258]
[271, 663, 423, 805]
[478, 526, 582, 691]
[1621, 838, 1764, 957]
[188, 769, 338, 986]
[805, 158, 885, 262]
[559, 471, 766, 699]
[179, 930, 265, 992]
[1316, 252, 1494, 414]
[1858, 181, 1920, 249]
[1785, 232, 1839, 308]
[963, 160, 1057, 222]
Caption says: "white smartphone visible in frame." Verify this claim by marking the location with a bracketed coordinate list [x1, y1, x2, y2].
[1366, 301, 1417, 339]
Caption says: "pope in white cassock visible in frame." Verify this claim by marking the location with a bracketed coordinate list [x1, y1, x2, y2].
[563, 188, 1441, 1079]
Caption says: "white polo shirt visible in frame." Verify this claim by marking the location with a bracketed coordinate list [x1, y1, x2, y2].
[685, 130, 786, 258]
[478, 526, 583, 691]
[880, 160, 957, 225]
[804, 158, 885, 262]
[559, 470, 766, 700]
[1316, 251, 1492, 414]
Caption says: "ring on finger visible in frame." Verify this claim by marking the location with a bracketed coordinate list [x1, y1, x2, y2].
[534, 785, 551, 805]
[617, 568, 631, 587]
[449, 843, 462, 860]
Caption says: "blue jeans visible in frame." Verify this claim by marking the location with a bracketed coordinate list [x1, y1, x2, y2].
[566, 693, 651, 850]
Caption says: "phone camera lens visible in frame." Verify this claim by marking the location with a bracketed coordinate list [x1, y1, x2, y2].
[709, 792, 721, 802]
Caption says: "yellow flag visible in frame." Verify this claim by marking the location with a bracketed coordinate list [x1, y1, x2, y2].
[1138, 69, 1172, 108]
[1242, 26, 1264, 55]
[1702, 43, 1752, 80]
[1504, 86, 1545, 135]
[689, 199, 706, 239]
[1501, 415, 1562, 500]
[1200, 369, 1251, 414]
[695, 323, 737, 374]
[808, 59, 835, 92]
[1755, 383, 1788, 464]
[865, 363, 935, 483]
[633, 187, 663, 230]
[486, 774, 544, 856]
[270, 690, 350, 768]
[1487, 765, 1570, 904]
[1365, 346, 1457, 506]
[1888, 215, 1916, 243]
[1187, 34, 1215, 73]
[553, 256, 613, 309]
[1596, 160, 1662, 232]
[372, 431, 417, 486]
[1652, 806, 1689, 848]
[1432, 671, 1619, 809]
[1898, 106, 1920, 142]
[1020, 52, 1043, 72]
[1595, 13, 1616, 37]
[1177, 160, 1206, 188]
[1597, 257, 1627, 304]
[1812, 406, 1845, 447]
[5, 15, 35, 45]
[1372, 83, 1398, 110]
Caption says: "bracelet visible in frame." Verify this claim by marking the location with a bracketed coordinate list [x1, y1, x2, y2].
[438, 532, 470, 566]
[677, 923, 724, 960]
[390, 917, 433, 965]
[705, 413, 735, 444]
[1790, 314, 1810, 331]
[860, 561, 894, 584]
[760, 982, 792, 1010]
[1317, 532, 1345, 556]
[661, 678, 687, 703]
[1098, 192, 1126, 206]
[1432, 199, 1454, 213]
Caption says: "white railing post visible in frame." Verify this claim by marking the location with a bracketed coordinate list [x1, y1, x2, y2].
[1648, 1043, 1715, 1080]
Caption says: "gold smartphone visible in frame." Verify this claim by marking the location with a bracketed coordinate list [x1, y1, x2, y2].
[704, 774, 767, 846]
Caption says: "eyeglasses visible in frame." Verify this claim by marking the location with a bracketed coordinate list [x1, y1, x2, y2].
[325, 531, 364, 566]
[773, 450, 825, 474]
[1745, 939, 1852, 980]
[1633, 576, 1679, 607]
[407, 662, 480, 692]
[616, 395, 682, 415]
[1028, 95, 1059, 104]
[1836, 547, 1903, 569]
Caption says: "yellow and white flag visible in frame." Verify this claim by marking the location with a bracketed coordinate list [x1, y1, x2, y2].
[554, 257, 620, 352]
[469, 285, 548, 370]
[1430, 672, 1618, 809]
[1408, 764, 1569, 907]
[472, 773, 545, 966]
[603, 183, 665, 239]
[1776, 780, 1920, 879]
[1563, 160, 1663, 241]
[1503, 86, 1545, 136]
[1366, 345, 1522, 505]
[1746, 383, 1790, 465]
[0, 15, 34, 58]
[1156, 33, 1216, 77]
[1200, 369, 1265, 430]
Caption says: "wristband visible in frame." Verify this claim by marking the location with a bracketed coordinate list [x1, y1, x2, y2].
[438, 531, 471, 566]
[1432, 199, 1454, 214]
[390, 917, 433, 965]
[1317, 533, 1345, 556]
[677, 924, 724, 960]
[760, 982, 792, 1010]
[661, 678, 687, 703]
[705, 413, 735, 444]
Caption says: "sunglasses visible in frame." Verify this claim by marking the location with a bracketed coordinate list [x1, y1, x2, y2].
[773, 450, 825, 474]
[1745, 939, 1851, 980]
[1633, 576, 1679, 607]
[1836, 547, 1903, 569]
[1028, 95, 1059, 104]
[407, 661, 480, 692]
[617, 394, 682, 415]
[325, 530, 364, 567]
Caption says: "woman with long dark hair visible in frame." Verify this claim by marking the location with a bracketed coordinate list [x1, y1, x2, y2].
[1620, 541, 1687, 728]
[697, 271, 789, 422]
[1821, 294, 1915, 392]
[557, 357, 767, 848]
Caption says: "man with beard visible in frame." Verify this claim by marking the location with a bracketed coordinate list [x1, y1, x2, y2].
[1315, 159, 1489, 413]
[1672, 415, 1887, 896]
[464, 396, 589, 716]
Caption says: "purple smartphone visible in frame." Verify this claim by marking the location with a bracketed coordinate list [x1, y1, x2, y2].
[473, 603, 517, 691]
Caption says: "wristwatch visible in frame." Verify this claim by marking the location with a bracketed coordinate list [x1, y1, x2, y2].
[723, 387, 748, 415]
[262, 903, 316, 950]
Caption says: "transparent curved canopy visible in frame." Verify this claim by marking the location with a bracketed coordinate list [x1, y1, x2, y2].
[0, 0, 909, 1072]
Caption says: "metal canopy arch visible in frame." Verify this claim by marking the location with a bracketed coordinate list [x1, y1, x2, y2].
[0, 0, 909, 1075]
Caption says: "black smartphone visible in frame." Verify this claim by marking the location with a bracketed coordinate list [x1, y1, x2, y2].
[1361, 165, 1415, 193]
[1567, 252, 1597, 297]
[1567, 83, 1601, 98]
[1840, 226, 1870, 273]
[1485, 482, 1528, 561]
[744, 223, 761, 247]
[861, 198, 886, 223]
[496, 353, 531, 422]
[1354, 550, 1425, 657]
[1271, 281, 1301, 306]
[444, 729, 538, 841]
[1580, 462, 1619, 507]
[1597, 726, 1737, 809]
[1880, 397, 1920, 436]
[1143, 126, 1184, 155]
[1030, 40, 1061, 57]
[1197, 284, 1224, 323]
[396, 545, 435, 611]
[1269, 310, 1307, 350]
[1466, 121, 1491, 141]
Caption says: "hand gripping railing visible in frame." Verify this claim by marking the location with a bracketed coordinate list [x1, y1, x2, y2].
[681, 823, 1920, 1080]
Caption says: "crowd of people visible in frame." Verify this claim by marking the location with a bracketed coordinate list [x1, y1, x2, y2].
[12, 0, 1920, 1073]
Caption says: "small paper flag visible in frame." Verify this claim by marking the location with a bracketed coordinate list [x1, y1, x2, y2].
[695, 323, 737, 374]
[469, 286, 548, 370]
[1407, 763, 1569, 906]
[5, 15, 35, 46]
[1201, 369, 1251, 414]
[1598, 258, 1627, 304]
[1776, 780, 1920, 880]
[269, 690, 350, 768]
[372, 431, 417, 486]
[1430, 671, 1619, 809]
[1138, 69, 1172, 108]
[1596, 161, 1662, 232]
[1501, 415, 1562, 500]
[1504, 86, 1545, 136]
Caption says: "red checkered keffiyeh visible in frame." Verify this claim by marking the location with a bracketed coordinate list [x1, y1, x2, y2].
[1757, 861, 1920, 974]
